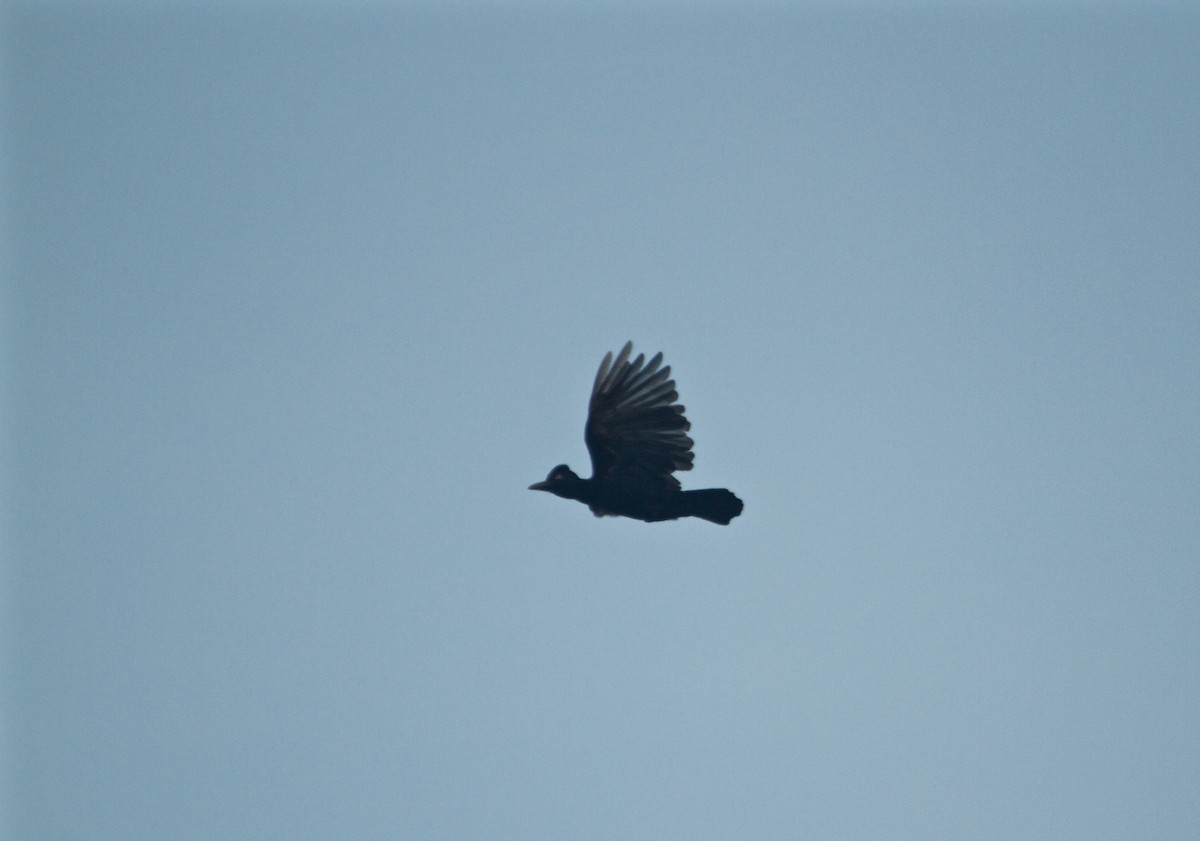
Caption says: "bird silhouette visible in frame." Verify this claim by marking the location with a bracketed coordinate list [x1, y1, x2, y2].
[530, 341, 743, 524]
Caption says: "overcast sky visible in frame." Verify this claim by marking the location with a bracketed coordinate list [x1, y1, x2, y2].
[3, 5, 1198, 840]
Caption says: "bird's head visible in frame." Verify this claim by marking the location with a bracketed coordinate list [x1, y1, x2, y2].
[529, 464, 583, 498]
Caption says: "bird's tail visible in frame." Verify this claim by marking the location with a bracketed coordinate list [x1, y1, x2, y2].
[681, 489, 744, 525]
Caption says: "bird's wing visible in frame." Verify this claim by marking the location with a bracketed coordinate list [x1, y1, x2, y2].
[585, 341, 694, 489]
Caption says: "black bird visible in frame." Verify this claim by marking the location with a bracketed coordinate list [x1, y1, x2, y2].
[530, 341, 743, 525]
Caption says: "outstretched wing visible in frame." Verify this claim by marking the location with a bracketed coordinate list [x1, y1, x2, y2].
[585, 341, 694, 489]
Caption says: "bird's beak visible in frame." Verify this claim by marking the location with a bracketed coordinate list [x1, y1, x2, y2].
[528, 480, 550, 491]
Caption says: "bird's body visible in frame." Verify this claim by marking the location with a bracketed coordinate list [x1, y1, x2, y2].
[530, 342, 743, 525]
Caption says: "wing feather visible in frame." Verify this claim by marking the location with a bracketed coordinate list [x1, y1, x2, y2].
[585, 341, 695, 488]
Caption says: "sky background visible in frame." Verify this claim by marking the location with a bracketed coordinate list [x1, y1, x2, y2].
[3, 4, 1198, 840]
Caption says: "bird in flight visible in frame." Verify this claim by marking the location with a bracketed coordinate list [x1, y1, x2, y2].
[530, 341, 743, 524]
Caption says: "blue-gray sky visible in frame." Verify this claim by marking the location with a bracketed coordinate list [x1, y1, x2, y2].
[3, 5, 1198, 840]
